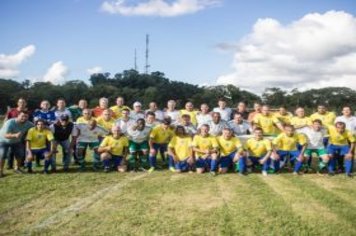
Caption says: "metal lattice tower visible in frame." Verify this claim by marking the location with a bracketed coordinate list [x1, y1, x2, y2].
[145, 34, 150, 74]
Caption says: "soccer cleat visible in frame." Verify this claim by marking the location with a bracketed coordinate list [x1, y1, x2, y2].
[346, 173, 353, 178]
[104, 167, 110, 173]
[247, 167, 252, 173]
[148, 167, 155, 173]
[328, 171, 335, 176]
[210, 171, 217, 176]
[27, 168, 33, 174]
[169, 167, 176, 173]
[262, 171, 268, 176]
[238, 172, 247, 176]
[138, 167, 147, 172]
[43, 170, 50, 175]
[14, 168, 25, 174]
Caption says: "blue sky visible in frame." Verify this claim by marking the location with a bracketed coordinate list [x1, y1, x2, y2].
[1, 0, 355, 91]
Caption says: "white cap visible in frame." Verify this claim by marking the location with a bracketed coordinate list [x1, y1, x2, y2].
[133, 101, 142, 107]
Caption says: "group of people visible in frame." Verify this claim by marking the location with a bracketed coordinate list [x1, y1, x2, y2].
[0, 96, 355, 178]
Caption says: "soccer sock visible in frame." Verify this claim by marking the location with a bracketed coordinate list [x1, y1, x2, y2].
[294, 161, 303, 172]
[211, 159, 217, 172]
[238, 157, 246, 173]
[26, 161, 32, 169]
[44, 159, 50, 171]
[139, 154, 149, 169]
[148, 155, 156, 168]
[262, 159, 270, 171]
[328, 158, 335, 173]
[128, 154, 136, 170]
[307, 156, 312, 167]
[103, 159, 110, 169]
[274, 160, 280, 172]
[345, 159, 352, 175]
[113, 157, 121, 169]
[168, 156, 174, 168]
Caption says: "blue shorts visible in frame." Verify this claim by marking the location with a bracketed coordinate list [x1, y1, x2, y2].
[327, 144, 349, 156]
[153, 143, 168, 154]
[30, 148, 49, 160]
[196, 157, 211, 169]
[175, 159, 189, 171]
[248, 156, 264, 166]
[111, 155, 123, 167]
[277, 150, 300, 162]
[219, 152, 236, 168]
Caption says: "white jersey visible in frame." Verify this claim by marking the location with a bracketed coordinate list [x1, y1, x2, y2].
[54, 108, 72, 121]
[73, 124, 108, 143]
[304, 127, 327, 149]
[130, 111, 145, 121]
[208, 120, 228, 136]
[173, 122, 197, 136]
[228, 120, 250, 136]
[164, 110, 180, 123]
[213, 107, 232, 121]
[145, 109, 164, 121]
[115, 118, 135, 135]
[335, 116, 356, 135]
[196, 113, 212, 128]
[145, 121, 160, 129]
[127, 126, 151, 143]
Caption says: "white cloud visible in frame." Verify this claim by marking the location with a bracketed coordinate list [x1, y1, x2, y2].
[87, 66, 103, 74]
[43, 61, 69, 84]
[0, 45, 36, 78]
[101, 0, 221, 17]
[217, 11, 356, 93]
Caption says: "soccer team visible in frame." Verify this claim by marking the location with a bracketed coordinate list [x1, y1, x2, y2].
[0, 97, 355, 178]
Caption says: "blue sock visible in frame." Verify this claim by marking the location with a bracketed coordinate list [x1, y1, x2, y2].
[211, 159, 217, 172]
[103, 159, 110, 168]
[44, 159, 50, 171]
[239, 157, 246, 173]
[274, 160, 280, 172]
[113, 157, 121, 169]
[307, 156, 312, 167]
[27, 161, 32, 169]
[345, 159, 352, 175]
[328, 158, 335, 173]
[294, 161, 303, 172]
[262, 159, 270, 171]
[149, 155, 156, 168]
[168, 156, 174, 168]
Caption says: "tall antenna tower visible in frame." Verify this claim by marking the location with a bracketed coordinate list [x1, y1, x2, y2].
[145, 34, 150, 74]
[134, 48, 138, 71]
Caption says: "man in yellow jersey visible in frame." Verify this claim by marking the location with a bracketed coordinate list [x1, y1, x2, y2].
[98, 126, 129, 173]
[327, 122, 355, 177]
[148, 118, 174, 172]
[242, 127, 272, 176]
[168, 126, 193, 173]
[253, 105, 284, 136]
[291, 107, 312, 134]
[180, 101, 198, 126]
[216, 127, 243, 174]
[76, 108, 94, 124]
[96, 109, 116, 133]
[274, 106, 293, 126]
[272, 125, 307, 174]
[25, 119, 54, 174]
[110, 96, 131, 119]
[192, 124, 219, 175]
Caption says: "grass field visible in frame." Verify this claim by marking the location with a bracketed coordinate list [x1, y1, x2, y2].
[1, 163, 356, 235]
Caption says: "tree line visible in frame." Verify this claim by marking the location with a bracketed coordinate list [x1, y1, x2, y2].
[0, 69, 355, 114]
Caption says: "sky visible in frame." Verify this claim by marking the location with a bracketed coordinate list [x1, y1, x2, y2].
[0, 0, 356, 93]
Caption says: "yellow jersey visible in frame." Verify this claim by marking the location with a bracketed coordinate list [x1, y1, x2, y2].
[310, 112, 336, 126]
[96, 117, 116, 132]
[244, 138, 272, 157]
[26, 128, 54, 150]
[327, 126, 355, 146]
[272, 133, 307, 151]
[192, 135, 218, 158]
[168, 135, 192, 161]
[150, 125, 174, 144]
[180, 109, 198, 126]
[274, 112, 293, 125]
[100, 135, 129, 156]
[253, 113, 281, 136]
[217, 136, 242, 156]
[110, 105, 131, 119]
[291, 116, 312, 128]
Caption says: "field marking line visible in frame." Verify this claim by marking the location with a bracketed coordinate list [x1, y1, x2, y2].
[28, 173, 147, 232]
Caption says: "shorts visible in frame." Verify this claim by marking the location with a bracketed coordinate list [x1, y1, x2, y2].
[175, 159, 189, 171]
[77, 142, 100, 149]
[30, 148, 49, 160]
[196, 157, 211, 169]
[327, 144, 349, 156]
[111, 155, 123, 166]
[219, 152, 236, 168]
[304, 148, 327, 157]
[277, 150, 300, 162]
[0, 142, 25, 161]
[129, 141, 149, 153]
[152, 143, 168, 154]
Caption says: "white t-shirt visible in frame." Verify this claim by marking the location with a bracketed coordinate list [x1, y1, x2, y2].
[213, 107, 232, 121]
[304, 127, 326, 149]
[145, 109, 164, 121]
[208, 120, 228, 136]
[335, 116, 356, 135]
[130, 111, 145, 121]
[54, 108, 72, 121]
[228, 120, 250, 136]
[164, 110, 180, 123]
[127, 126, 151, 143]
[115, 118, 135, 135]
[73, 124, 108, 143]
[196, 113, 212, 128]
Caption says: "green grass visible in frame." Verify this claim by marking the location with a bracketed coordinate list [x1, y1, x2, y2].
[0, 162, 356, 235]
